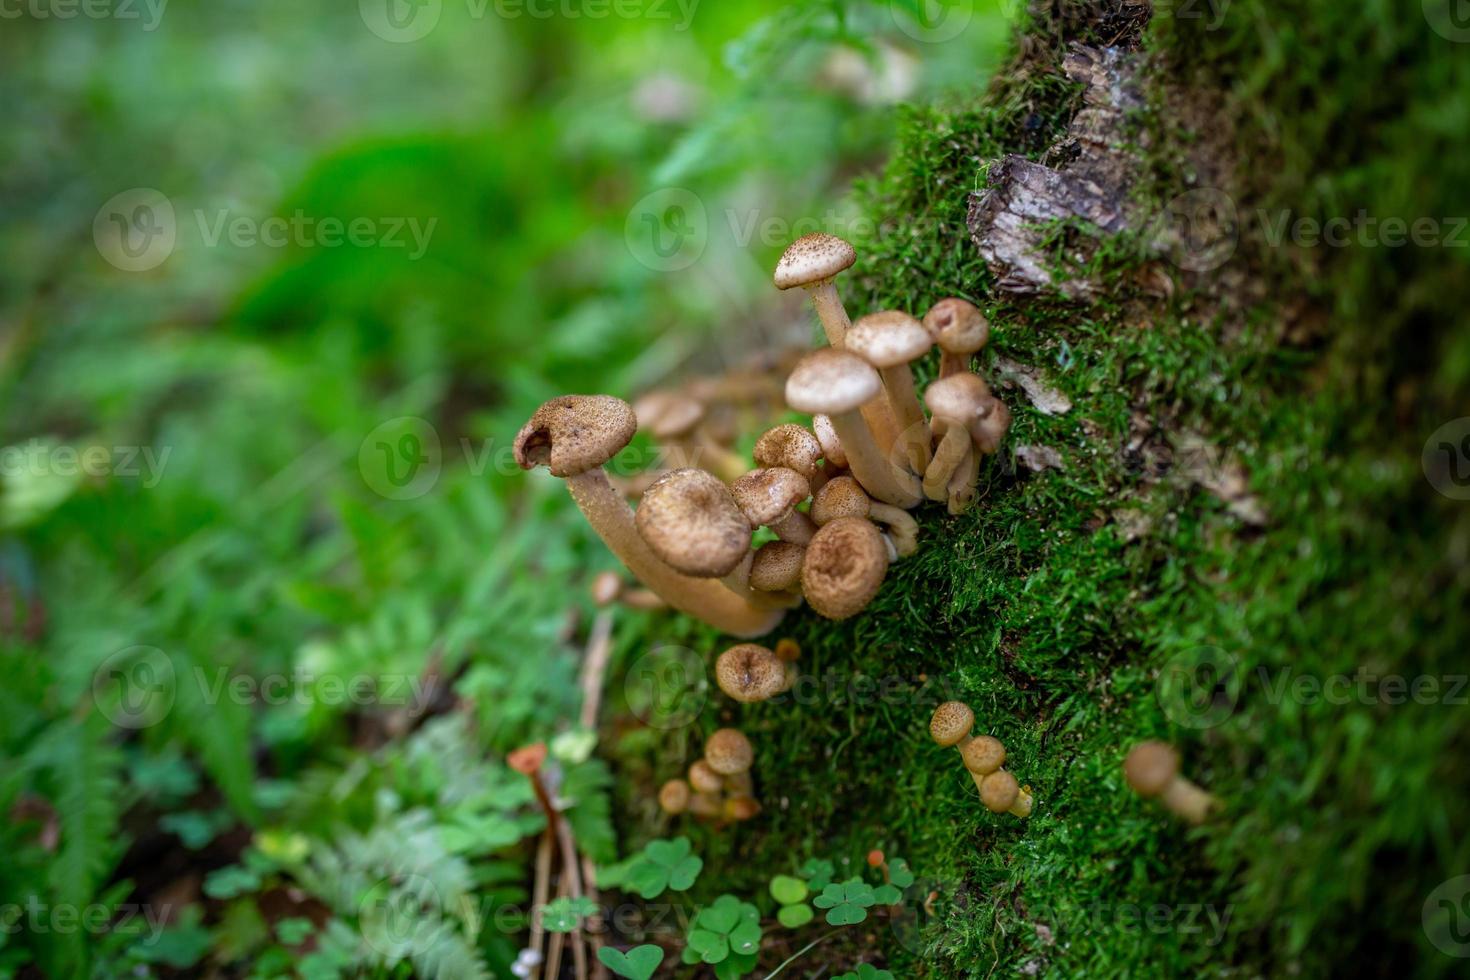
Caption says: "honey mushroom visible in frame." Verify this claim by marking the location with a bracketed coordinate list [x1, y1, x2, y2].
[730, 467, 817, 545]
[1124, 741, 1219, 825]
[634, 389, 748, 483]
[753, 423, 827, 493]
[633, 468, 767, 607]
[846, 310, 934, 476]
[802, 516, 890, 620]
[810, 475, 919, 559]
[714, 643, 788, 703]
[922, 297, 990, 378]
[928, 701, 1033, 818]
[749, 541, 806, 603]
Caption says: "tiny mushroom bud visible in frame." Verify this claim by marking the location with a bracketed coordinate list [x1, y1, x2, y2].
[802, 516, 890, 620]
[516, 397, 782, 637]
[731, 468, 817, 545]
[750, 541, 805, 597]
[811, 475, 871, 525]
[659, 779, 691, 815]
[787, 350, 921, 508]
[704, 729, 754, 776]
[774, 232, 858, 349]
[979, 770, 1034, 818]
[929, 701, 976, 748]
[847, 311, 934, 474]
[715, 643, 788, 703]
[774, 638, 801, 662]
[961, 735, 1007, 776]
[922, 298, 990, 378]
[1124, 741, 1219, 825]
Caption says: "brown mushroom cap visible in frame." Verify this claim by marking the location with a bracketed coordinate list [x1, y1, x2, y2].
[715, 644, 787, 703]
[801, 516, 889, 620]
[688, 759, 724, 795]
[961, 735, 1007, 775]
[1123, 741, 1180, 798]
[979, 770, 1021, 814]
[730, 468, 811, 528]
[705, 728, 754, 775]
[634, 390, 705, 439]
[658, 778, 691, 814]
[773, 232, 856, 290]
[635, 469, 752, 578]
[929, 701, 976, 747]
[923, 298, 990, 355]
[924, 373, 993, 425]
[514, 395, 638, 478]
[750, 541, 805, 592]
[753, 424, 823, 480]
[724, 796, 762, 821]
[810, 475, 871, 525]
[846, 311, 932, 368]
[785, 349, 882, 416]
[972, 397, 1011, 456]
[812, 414, 847, 468]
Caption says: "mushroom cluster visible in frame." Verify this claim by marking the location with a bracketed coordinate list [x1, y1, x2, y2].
[515, 231, 1009, 633]
[657, 729, 761, 823]
[929, 701, 1034, 819]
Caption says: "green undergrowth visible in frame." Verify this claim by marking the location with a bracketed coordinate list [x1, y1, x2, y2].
[604, 2, 1470, 977]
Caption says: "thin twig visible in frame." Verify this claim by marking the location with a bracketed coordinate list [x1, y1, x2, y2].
[528, 831, 554, 979]
[760, 932, 838, 980]
[555, 816, 590, 980]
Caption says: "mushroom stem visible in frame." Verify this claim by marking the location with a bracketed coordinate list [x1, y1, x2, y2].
[566, 470, 782, 637]
[923, 425, 969, 502]
[868, 502, 919, 558]
[829, 409, 922, 509]
[770, 510, 817, 545]
[946, 444, 980, 515]
[808, 280, 852, 349]
[878, 365, 931, 474]
[1162, 777, 1217, 825]
[939, 350, 971, 378]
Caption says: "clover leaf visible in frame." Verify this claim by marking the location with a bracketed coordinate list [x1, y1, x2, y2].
[625, 836, 703, 899]
[887, 858, 915, 888]
[798, 858, 835, 891]
[813, 878, 877, 926]
[873, 884, 903, 905]
[542, 896, 600, 932]
[598, 944, 664, 980]
[834, 965, 895, 980]
[684, 895, 761, 965]
[778, 903, 815, 928]
[769, 875, 807, 905]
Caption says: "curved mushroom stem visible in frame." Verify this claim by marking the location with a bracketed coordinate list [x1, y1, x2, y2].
[830, 408, 922, 508]
[1007, 787, 1035, 818]
[566, 470, 783, 637]
[946, 444, 980, 515]
[770, 510, 817, 545]
[807, 280, 851, 349]
[879, 365, 932, 474]
[939, 350, 972, 379]
[868, 502, 919, 558]
[1162, 777, 1218, 825]
[924, 424, 969, 502]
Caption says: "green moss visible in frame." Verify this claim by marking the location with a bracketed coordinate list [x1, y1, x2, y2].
[606, 1, 1470, 976]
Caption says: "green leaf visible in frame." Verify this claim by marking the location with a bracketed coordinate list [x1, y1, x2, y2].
[729, 920, 762, 955]
[778, 903, 815, 928]
[688, 929, 730, 964]
[275, 916, 315, 946]
[714, 951, 760, 980]
[798, 858, 835, 891]
[825, 903, 869, 926]
[769, 874, 808, 905]
[699, 901, 740, 934]
[874, 884, 903, 905]
[888, 859, 915, 888]
[625, 858, 670, 899]
[203, 864, 262, 899]
[598, 944, 665, 980]
[667, 854, 704, 891]
[542, 896, 599, 932]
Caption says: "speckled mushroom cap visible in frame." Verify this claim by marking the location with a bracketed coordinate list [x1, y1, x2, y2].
[773, 232, 856, 289]
[635, 469, 752, 578]
[658, 779, 691, 814]
[923, 373, 993, 423]
[785, 349, 882, 416]
[923, 298, 990, 355]
[801, 516, 889, 620]
[929, 701, 976, 747]
[846, 311, 933, 368]
[754, 424, 823, 480]
[1123, 741, 1180, 798]
[812, 414, 847, 468]
[715, 644, 787, 703]
[810, 475, 871, 525]
[972, 397, 1011, 455]
[688, 760, 724, 795]
[730, 467, 811, 527]
[980, 770, 1021, 814]
[704, 728, 755, 775]
[514, 395, 638, 478]
[633, 390, 705, 439]
[961, 735, 1007, 775]
[750, 541, 805, 591]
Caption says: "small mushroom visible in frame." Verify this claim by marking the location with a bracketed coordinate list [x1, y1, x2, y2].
[786, 350, 921, 508]
[773, 232, 858, 349]
[715, 643, 788, 703]
[802, 516, 890, 620]
[658, 779, 691, 815]
[923, 374, 1004, 514]
[516, 396, 782, 637]
[730, 468, 817, 545]
[688, 760, 725, 796]
[704, 729, 754, 776]
[750, 541, 805, 600]
[590, 570, 667, 611]
[922, 298, 990, 378]
[979, 770, 1034, 818]
[635, 468, 762, 600]
[847, 311, 934, 475]
[1124, 741, 1218, 825]
[929, 702, 1032, 818]
[634, 390, 747, 483]
[753, 424, 824, 486]
[810, 476, 918, 558]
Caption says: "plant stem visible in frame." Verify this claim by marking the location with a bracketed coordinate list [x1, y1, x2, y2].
[760, 931, 838, 980]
